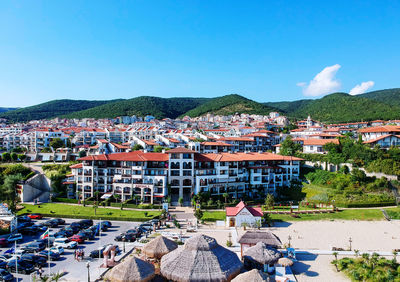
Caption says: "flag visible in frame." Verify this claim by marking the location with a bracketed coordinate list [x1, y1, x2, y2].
[40, 229, 49, 239]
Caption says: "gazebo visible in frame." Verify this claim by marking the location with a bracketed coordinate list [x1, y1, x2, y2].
[161, 234, 243, 282]
[142, 235, 178, 259]
[238, 231, 281, 257]
[243, 242, 282, 272]
[232, 269, 270, 282]
[105, 256, 155, 282]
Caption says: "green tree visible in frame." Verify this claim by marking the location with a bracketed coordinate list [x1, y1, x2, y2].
[153, 146, 164, 153]
[194, 208, 203, 221]
[50, 138, 65, 149]
[223, 192, 229, 204]
[17, 154, 26, 162]
[132, 144, 143, 151]
[1, 152, 11, 162]
[280, 136, 302, 156]
[78, 151, 87, 158]
[10, 152, 18, 162]
[1, 174, 23, 213]
[178, 197, 184, 207]
[265, 194, 275, 210]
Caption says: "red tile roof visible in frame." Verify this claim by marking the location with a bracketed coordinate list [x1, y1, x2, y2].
[226, 201, 263, 217]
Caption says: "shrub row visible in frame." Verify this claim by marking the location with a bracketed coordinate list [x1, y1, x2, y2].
[335, 201, 396, 208]
[53, 197, 79, 204]
[19, 212, 159, 222]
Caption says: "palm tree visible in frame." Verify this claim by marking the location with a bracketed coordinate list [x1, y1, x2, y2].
[332, 251, 339, 272]
[392, 249, 397, 263]
[223, 193, 229, 205]
[51, 272, 63, 281]
[354, 249, 360, 258]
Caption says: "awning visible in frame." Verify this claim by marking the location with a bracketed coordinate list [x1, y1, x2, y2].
[101, 193, 113, 199]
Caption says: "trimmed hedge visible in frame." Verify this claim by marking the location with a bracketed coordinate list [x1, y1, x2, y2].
[53, 198, 79, 204]
[109, 203, 162, 210]
[19, 212, 159, 222]
[335, 201, 396, 208]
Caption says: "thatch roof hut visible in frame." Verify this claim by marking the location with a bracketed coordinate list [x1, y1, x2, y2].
[231, 269, 270, 282]
[161, 234, 242, 282]
[105, 256, 155, 282]
[238, 231, 281, 257]
[143, 235, 178, 259]
[243, 242, 281, 270]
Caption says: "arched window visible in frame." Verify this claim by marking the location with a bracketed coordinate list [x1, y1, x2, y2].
[183, 179, 192, 186]
[171, 179, 179, 186]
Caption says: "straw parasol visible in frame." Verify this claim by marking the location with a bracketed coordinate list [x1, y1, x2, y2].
[161, 234, 243, 282]
[142, 235, 178, 259]
[232, 269, 270, 282]
[278, 257, 294, 267]
[105, 256, 155, 282]
[244, 242, 281, 265]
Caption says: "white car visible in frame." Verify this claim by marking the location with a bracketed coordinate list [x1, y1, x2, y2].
[49, 245, 64, 254]
[53, 238, 77, 249]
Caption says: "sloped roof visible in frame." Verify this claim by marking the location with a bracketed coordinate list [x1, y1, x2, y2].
[226, 201, 263, 217]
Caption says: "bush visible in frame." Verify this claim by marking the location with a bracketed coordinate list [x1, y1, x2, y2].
[18, 212, 159, 222]
[53, 197, 79, 204]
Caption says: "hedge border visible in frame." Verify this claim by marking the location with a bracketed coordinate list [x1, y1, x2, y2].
[19, 212, 159, 222]
[335, 201, 396, 208]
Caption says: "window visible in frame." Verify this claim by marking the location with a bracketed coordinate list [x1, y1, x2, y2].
[171, 170, 180, 176]
[183, 170, 192, 176]
[183, 179, 192, 186]
[171, 179, 179, 186]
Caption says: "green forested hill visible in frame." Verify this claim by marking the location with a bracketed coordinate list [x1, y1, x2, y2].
[282, 93, 400, 123]
[64, 97, 210, 119]
[0, 100, 118, 122]
[183, 94, 277, 117]
[264, 99, 313, 113]
[0, 107, 18, 113]
[359, 88, 400, 107]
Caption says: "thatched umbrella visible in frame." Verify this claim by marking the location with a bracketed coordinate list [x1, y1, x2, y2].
[243, 242, 281, 271]
[232, 269, 270, 282]
[105, 256, 155, 282]
[161, 234, 243, 282]
[278, 257, 294, 267]
[142, 235, 178, 259]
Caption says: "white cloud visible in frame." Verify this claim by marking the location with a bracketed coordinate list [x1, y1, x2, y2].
[298, 64, 342, 97]
[349, 81, 375, 95]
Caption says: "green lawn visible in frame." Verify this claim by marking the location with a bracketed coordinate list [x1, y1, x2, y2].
[18, 203, 161, 222]
[201, 208, 394, 222]
[202, 211, 226, 221]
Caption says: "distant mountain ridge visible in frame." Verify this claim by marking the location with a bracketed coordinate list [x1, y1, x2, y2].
[1, 88, 400, 123]
[0, 107, 18, 114]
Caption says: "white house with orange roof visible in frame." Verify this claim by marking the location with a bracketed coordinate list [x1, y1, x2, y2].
[359, 125, 400, 142]
[226, 201, 263, 227]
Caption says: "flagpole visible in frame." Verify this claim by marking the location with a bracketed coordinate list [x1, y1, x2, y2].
[99, 218, 101, 259]
[48, 228, 51, 277]
[15, 240, 17, 275]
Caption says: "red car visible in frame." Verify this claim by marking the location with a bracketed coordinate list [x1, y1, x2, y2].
[0, 238, 8, 247]
[28, 213, 43, 220]
[69, 235, 85, 244]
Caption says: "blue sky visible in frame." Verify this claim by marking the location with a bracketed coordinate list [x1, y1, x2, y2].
[1, 1, 399, 107]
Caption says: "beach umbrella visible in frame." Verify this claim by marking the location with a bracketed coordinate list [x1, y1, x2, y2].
[278, 257, 294, 267]
[232, 269, 270, 282]
[161, 234, 243, 282]
[105, 256, 155, 282]
[142, 235, 178, 259]
[243, 242, 281, 265]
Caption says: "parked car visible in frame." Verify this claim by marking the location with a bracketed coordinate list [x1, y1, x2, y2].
[80, 230, 95, 240]
[69, 222, 83, 230]
[89, 244, 120, 258]
[52, 218, 65, 225]
[42, 220, 58, 228]
[19, 226, 40, 235]
[49, 246, 64, 255]
[16, 215, 31, 223]
[102, 221, 112, 228]
[125, 228, 141, 237]
[78, 219, 93, 229]
[0, 258, 8, 269]
[6, 259, 35, 274]
[0, 239, 8, 248]
[69, 235, 85, 244]
[0, 268, 13, 282]
[6, 234, 23, 244]
[64, 226, 80, 234]
[53, 238, 77, 249]
[20, 254, 47, 267]
[27, 213, 43, 220]
[20, 242, 45, 253]
[37, 250, 60, 261]
[76, 232, 91, 241]
[32, 224, 47, 232]
[114, 233, 136, 242]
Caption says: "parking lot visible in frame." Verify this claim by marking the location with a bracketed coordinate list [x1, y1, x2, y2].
[1, 217, 146, 281]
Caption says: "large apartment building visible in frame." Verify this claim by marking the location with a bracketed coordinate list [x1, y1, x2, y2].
[70, 147, 302, 204]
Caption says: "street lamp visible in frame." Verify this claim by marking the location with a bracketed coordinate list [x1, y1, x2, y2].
[86, 262, 90, 282]
[349, 237, 352, 251]
[122, 235, 126, 253]
[288, 235, 292, 248]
